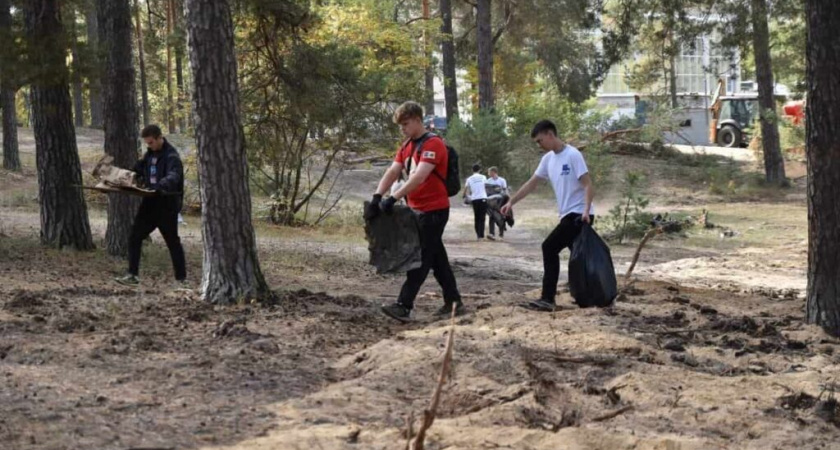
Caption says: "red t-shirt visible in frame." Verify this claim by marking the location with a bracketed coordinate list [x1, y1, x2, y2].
[394, 135, 450, 212]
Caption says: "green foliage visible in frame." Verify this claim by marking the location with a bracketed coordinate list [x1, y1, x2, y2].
[605, 171, 650, 244]
[779, 120, 805, 155]
[445, 112, 511, 177]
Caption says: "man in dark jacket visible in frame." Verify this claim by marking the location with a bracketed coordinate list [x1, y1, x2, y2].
[115, 125, 186, 286]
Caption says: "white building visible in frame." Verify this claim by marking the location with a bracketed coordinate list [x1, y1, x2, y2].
[596, 32, 742, 146]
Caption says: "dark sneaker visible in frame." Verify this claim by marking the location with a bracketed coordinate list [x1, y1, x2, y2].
[381, 303, 413, 323]
[519, 299, 556, 312]
[434, 301, 466, 318]
[114, 274, 140, 286]
[505, 215, 515, 227]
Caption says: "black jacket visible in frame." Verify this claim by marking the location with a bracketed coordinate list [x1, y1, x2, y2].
[133, 139, 184, 211]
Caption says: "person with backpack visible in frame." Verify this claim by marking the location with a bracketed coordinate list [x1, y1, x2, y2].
[500, 120, 595, 312]
[464, 164, 489, 240]
[364, 101, 464, 322]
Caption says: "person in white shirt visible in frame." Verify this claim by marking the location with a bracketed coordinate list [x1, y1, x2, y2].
[501, 120, 595, 312]
[464, 164, 488, 240]
[485, 166, 509, 239]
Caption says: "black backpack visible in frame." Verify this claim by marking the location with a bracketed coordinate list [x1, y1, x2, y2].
[403, 133, 461, 197]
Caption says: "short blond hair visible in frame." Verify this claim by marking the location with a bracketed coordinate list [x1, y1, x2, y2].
[393, 101, 424, 124]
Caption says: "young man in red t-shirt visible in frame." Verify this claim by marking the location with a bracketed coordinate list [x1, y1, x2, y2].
[365, 101, 463, 322]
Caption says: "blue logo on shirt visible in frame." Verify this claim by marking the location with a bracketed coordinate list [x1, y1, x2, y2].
[561, 164, 571, 176]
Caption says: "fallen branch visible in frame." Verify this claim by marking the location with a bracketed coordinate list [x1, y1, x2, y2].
[624, 227, 663, 283]
[601, 128, 643, 142]
[344, 155, 391, 165]
[592, 405, 634, 422]
[410, 304, 457, 450]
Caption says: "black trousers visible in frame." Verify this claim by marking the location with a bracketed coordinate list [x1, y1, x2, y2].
[471, 199, 487, 238]
[128, 198, 187, 280]
[541, 213, 594, 303]
[397, 208, 460, 309]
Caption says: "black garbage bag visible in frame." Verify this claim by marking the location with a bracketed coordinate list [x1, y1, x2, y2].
[568, 223, 617, 308]
[486, 194, 513, 232]
[364, 202, 422, 274]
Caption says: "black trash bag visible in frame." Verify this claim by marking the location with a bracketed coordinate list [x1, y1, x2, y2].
[568, 223, 617, 308]
[364, 202, 422, 274]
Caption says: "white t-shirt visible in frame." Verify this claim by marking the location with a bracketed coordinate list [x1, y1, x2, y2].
[486, 176, 508, 190]
[465, 173, 488, 200]
[534, 145, 593, 218]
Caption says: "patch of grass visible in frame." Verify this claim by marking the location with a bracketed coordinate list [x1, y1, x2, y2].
[0, 190, 36, 208]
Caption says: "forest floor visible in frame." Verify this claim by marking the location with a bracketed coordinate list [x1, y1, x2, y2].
[2, 128, 838, 450]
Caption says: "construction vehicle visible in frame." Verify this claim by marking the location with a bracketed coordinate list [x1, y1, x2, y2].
[709, 79, 759, 147]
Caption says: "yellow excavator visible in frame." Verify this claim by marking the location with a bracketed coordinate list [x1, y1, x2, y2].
[709, 79, 759, 147]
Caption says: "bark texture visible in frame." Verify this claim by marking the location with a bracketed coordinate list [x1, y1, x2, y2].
[0, 0, 20, 171]
[476, 0, 493, 110]
[185, 0, 270, 304]
[165, 0, 175, 133]
[439, 0, 458, 120]
[174, 0, 187, 133]
[134, 0, 151, 125]
[805, 0, 840, 336]
[25, 0, 94, 250]
[85, 4, 103, 129]
[98, 0, 140, 258]
[69, 10, 85, 128]
[751, 0, 786, 184]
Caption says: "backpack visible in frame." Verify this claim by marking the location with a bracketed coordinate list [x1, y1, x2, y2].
[403, 133, 461, 197]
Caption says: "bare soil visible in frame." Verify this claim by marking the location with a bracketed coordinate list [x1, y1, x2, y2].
[1, 128, 835, 450]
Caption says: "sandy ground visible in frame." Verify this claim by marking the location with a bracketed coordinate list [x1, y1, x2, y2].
[1, 128, 835, 450]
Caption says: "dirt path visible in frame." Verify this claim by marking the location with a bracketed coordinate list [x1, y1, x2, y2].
[1, 129, 831, 450]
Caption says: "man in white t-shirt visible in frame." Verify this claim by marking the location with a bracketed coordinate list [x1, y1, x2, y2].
[501, 120, 595, 312]
[464, 164, 488, 240]
[485, 166, 509, 240]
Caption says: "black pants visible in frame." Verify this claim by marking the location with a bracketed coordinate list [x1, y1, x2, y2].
[541, 213, 594, 303]
[397, 208, 460, 309]
[128, 198, 186, 280]
[471, 199, 487, 238]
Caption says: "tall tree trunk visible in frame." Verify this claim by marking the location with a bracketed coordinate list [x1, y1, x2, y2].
[422, 0, 435, 116]
[0, 0, 20, 171]
[99, 0, 140, 258]
[805, 0, 840, 336]
[668, 52, 678, 108]
[85, 4, 104, 129]
[476, 0, 494, 111]
[135, 0, 151, 125]
[439, 0, 458, 120]
[69, 9, 85, 128]
[751, 0, 786, 184]
[165, 0, 175, 133]
[173, 0, 187, 133]
[185, 0, 270, 304]
[24, 0, 94, 250]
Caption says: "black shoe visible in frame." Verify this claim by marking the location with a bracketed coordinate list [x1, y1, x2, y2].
[381, 303, 413, 323]
[434, 301, 466, 318]
[519, 299, 556, 312]
[505, 215, 515, 227]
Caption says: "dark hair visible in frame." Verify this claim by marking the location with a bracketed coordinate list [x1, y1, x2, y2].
[530, 120, 557, 138]
[141, 124, 163, 139]
[472, 164, 481, 173]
